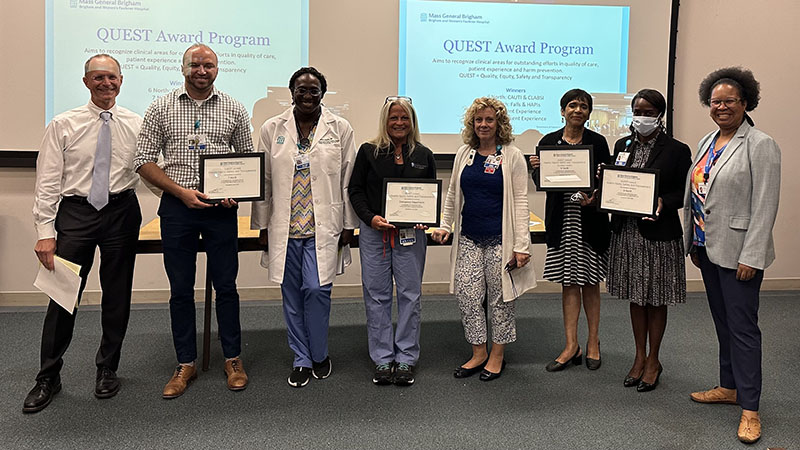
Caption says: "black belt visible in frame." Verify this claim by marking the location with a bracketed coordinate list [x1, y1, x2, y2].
[62, 189, 135, 205]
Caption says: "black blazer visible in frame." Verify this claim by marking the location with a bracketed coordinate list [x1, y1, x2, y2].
[610, 132, 692, 241]
[348, 142, 436, 226]
[535, 128, 612, 253]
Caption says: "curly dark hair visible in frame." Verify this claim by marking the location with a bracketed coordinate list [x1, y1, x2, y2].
[698, 67, 760, 111]
[289, 67, 328, 95]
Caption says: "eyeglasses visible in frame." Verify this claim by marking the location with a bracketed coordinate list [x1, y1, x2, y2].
[294, 87, 322, 97]
[385, 96, 412, 104]
[709, 98, 741, 108]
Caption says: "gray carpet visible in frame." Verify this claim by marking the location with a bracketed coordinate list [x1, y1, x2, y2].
[1, 291, 798, 450]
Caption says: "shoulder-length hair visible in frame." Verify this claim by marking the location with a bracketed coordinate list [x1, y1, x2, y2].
[369, 98, 421, 157]
[461, 97, 513, 148]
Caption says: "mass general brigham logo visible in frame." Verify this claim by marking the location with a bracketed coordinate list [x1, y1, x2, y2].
[420, 13, 428, 22]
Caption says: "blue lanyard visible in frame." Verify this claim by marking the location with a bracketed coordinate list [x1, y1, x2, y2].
[703, 134, 727, 182]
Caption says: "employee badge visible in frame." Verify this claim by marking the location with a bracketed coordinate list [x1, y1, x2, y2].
[295, 152, 310, 170]
[615, 152, 630, 166]
[399, 228, 417, 246]
[698, 182, 708, 195]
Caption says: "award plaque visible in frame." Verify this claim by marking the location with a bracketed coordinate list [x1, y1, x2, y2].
[534, 145, 595, 191]
[381, 178, 442, 227]
[199, 152, 265, 203]
[598, 165, 660, 217]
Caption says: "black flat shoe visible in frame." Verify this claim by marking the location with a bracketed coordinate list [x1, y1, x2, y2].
[453, 358, 488, 378]
[585, 342, 601, 370]
[479, 360, 506, 382]
[95, 367, 120, 399]
[637, 365, 663, 392]
[23, 376, 62, 414]
[545, 346, 582, 372]
[623, 371, 643, 387]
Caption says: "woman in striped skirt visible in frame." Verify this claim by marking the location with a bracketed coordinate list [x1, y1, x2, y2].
[530, 89, 611, 372]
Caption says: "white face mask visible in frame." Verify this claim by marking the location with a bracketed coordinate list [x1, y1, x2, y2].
[631, 115, 661, 136]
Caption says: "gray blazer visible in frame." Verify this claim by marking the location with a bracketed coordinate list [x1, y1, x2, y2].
[682, 121, 781, 270]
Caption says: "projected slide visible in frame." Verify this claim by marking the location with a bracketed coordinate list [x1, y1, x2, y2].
[399, 0, 629, 135]
[46, 0, 308, 122]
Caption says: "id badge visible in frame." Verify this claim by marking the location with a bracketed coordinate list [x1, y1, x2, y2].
[187, 134, 198, 150]
[484, 166, 496, 174]
[399, 228, 416, 246]
[196, 133, 207, 150]
[295, 153, 310, 170]
[615, 152, 630, 166]
[698, 182, 708, 195]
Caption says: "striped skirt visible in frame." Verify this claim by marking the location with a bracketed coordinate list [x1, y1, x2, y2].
[543, 195, 608, 286]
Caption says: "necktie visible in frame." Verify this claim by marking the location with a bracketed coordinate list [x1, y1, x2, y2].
[88, 111, 112, 210]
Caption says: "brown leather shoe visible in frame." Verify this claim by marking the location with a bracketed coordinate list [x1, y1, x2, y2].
[162, 364, 197, 399]
[689, 386, 737, 404]
[224, 358, 248, 391]
[737, 413, 761, 444]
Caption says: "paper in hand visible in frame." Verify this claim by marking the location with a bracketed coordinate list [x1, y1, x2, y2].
[33, 256, 82, 314]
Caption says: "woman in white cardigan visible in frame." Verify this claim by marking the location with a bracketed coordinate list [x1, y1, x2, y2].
[432, 97, 536, 381]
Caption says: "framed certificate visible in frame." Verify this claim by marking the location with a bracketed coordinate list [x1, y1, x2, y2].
[534, 145, 595, 191]
[598, 165, 660, 217]
[381, 178, 442, 227]
[199, 152, 265, 203]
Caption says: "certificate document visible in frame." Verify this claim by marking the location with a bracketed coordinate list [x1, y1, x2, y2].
[599, 166, 660, 217]
[382, 178, 442, 227]
[535, 145, 595, 191]
[199, 152, 265, 203]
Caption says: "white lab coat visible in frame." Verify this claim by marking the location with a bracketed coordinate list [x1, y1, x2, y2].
[251, 107, 358, 285]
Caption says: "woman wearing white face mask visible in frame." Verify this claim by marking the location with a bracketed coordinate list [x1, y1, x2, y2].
[607, 89, 692, 392]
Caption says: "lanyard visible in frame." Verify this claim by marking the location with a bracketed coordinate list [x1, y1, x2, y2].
[703, 134, 727, 182]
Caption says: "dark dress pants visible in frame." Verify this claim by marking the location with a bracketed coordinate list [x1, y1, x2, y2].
[158, 193, 241, 363]
[696, 247, 763, 411]
[37, 192, 141, 380]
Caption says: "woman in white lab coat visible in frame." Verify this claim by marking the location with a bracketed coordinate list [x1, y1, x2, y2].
[251, 67, 358, 388]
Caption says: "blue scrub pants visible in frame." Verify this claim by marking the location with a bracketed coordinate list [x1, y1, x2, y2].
[697, 247, 763, 411]
[281, 236, 332, 368]
[358, 222, 426, 366]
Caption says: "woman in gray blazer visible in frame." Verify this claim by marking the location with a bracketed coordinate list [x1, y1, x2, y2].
[683, 67, 781, 445]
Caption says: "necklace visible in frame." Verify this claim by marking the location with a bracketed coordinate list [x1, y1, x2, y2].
[394, 153, 402, 160]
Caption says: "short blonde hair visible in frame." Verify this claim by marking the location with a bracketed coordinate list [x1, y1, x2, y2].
[369, 98, 421, 157]
[461, 97, 513, 148]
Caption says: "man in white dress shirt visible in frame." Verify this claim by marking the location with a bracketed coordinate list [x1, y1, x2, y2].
[24, 54, 143, 413]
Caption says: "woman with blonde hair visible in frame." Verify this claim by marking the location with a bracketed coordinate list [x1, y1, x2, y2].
[348, 97, 435, 386]
[433, 97, 536, 381]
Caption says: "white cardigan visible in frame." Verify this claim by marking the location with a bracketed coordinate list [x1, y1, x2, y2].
[440, 144, 537, 301]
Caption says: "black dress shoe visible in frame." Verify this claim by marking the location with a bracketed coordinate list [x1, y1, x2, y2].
[623, 372, 643, 387]
[545, 346, 582, 372]
[453, 358, 488, 378]
[637, 365, 663, 392]
[95, 367, 120, 399]
[479, 360, 506, 382]
[585, 343, 601, 370]
[23, 376, 62, 413]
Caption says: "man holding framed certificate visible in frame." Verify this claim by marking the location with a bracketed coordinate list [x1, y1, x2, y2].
[135, 44, 253, 398]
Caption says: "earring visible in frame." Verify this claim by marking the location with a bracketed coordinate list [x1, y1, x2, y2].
[561, 117, 565, 123]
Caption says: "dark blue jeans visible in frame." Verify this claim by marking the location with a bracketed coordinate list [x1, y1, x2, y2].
[158, 193, 241, 363]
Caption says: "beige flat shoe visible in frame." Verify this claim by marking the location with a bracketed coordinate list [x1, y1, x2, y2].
[737, 413, 761, 444]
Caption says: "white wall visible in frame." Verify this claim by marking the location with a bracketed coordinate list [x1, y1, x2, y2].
[1, 0, 798, 305]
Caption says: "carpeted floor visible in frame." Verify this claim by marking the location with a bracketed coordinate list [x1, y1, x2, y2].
[1, 291, 797, 450]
